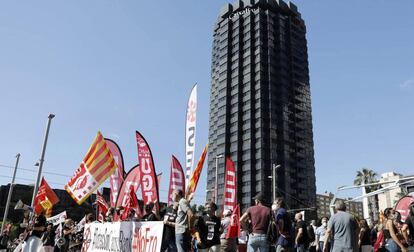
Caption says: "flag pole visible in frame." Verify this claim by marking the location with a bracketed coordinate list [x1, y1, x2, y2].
[1, 153, 20, 233]
[31, 113, 55, 207]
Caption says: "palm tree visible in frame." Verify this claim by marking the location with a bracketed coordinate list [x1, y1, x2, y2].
[354, 168, 379, 193]
[354, 168, 379, 222]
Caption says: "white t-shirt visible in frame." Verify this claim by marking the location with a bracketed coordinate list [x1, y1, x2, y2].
[21, 236, 45, 252]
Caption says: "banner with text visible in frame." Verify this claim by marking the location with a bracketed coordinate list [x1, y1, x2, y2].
[82, 221, 164, 252]
[136, 131, 159, 212]
[185, 84, 197, 185]
[46, 211, 67, 226]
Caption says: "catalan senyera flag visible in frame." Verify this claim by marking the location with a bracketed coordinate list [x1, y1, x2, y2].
[186, 144, 208, 198]
[34, 177, 59, 215]
[65, 131, 118, 205]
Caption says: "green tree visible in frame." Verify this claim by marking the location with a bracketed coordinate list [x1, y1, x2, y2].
[354, 168, 379, 193]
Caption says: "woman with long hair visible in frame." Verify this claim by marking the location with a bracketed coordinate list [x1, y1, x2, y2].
[383, 208, 407, 252]
[358, 219, 372, 252]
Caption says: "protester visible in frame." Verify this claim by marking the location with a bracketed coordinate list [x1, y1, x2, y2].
[142, 202, 159, 221]
[194, 202, 221, 252]
[324, 201, 358, 252]
[272, 197, 293, 252]
[383, 208, 407, 252]
[58, 218, 76, 252]
[0, 230, 10, 251]
[294, 213, 309, 252]
[308, 220, 317, 252]
[21, 214, 47, 252]
[315, 217, 328, 252]
[240, 193, 271, 252]
[173, 189, 194, 252]
[358, 219, 372, 252]
[402, 203, 414, 247]
[41, 223, 55, 252]
[370, 221, 378, 247]
[220, 209, 237, 252]
[161, 203, 178, 252]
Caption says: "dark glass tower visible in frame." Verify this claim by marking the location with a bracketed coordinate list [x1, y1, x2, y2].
[207, 0, 316, 211]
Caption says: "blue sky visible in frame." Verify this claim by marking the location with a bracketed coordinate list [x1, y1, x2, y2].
[1, 1, 413, 206]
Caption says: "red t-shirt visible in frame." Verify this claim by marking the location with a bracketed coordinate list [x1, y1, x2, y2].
[246, 205, 271, 234]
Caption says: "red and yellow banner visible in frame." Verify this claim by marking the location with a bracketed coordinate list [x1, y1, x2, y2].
[65, 132, 118, 205]
[186, 144, 208, 198]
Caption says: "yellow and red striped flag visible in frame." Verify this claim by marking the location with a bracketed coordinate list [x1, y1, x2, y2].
[65, 132, 118, 205]
[186, 144, 208, 199]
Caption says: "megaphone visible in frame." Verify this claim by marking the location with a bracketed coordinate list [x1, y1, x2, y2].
[14, 200, 33, 212]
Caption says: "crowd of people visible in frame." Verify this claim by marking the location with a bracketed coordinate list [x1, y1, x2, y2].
[0, 189, 413, 252]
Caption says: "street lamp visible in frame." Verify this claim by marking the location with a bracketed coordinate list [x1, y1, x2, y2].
[214, 154, 224, 205]
[31, 113, 55, 207]
[267, 164, 281, 202]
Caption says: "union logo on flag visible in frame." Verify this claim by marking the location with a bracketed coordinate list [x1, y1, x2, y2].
[65, 132, 118, 205]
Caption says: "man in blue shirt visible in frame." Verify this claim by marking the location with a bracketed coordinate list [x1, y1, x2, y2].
[272, 197, 293, 252]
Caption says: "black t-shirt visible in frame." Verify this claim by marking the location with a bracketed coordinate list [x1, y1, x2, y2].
[295, 220, 309, 245]
[195, 214, 221, 248]
[162, 206, 177, 245]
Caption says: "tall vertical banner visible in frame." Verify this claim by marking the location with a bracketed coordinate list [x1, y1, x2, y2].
[186, 144, 208, 198]
[222, 157, 237, 212]
[167, 155, 185, 205]
[223, 157, 240, 239]
[136, 131, 160, 212]
[116, 165, 142, 219]
[65, 132, 118, 205]
[185, 84, 197, 185]
[105, 139, 125, 208]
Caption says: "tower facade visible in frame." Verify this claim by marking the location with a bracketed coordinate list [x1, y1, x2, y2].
[207, 0, 316, 211]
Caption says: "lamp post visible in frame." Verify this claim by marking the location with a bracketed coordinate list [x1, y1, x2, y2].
[267, 164, 281, 202]
[31, 113, 55, 207]
[214, 154, 224, 205]
[1, 154, 20, 234]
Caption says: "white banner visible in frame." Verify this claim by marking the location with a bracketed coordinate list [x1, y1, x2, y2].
[185, 84, 197, 185]
[46, 211, 67, 226]
[82, 221, 164, 252]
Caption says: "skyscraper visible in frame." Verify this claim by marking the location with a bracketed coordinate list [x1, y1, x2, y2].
[207, 0, 316, 211]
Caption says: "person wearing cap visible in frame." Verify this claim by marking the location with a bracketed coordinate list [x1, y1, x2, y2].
[220, 209, 237, 252]
[240, 193, 272, 252]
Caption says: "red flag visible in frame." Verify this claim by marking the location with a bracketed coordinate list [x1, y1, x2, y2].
[96, 191, 109, 222]
[226, 204, 241, 239]
[121, 186, 140, 220]
[105, 139, 125, 208]
[115, 165, 142, 220]
[33, 177, 59, 215]
[168, 155, 185, 205]
[222, 157, 237, 212]
[65, 132, 118, 205]
[136, 131, 160, 212]
[186, 144, 208, 198]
